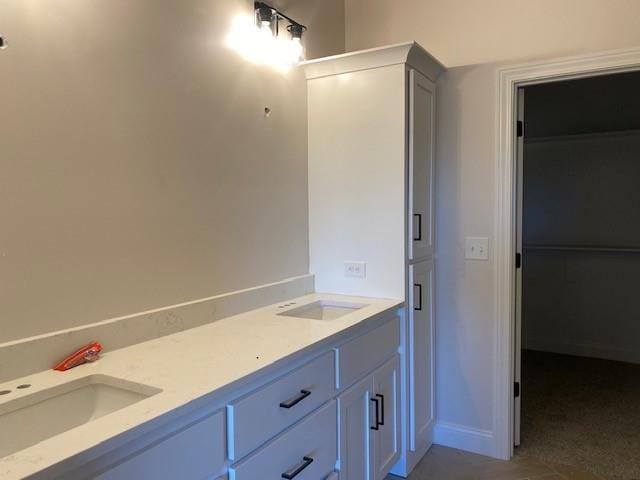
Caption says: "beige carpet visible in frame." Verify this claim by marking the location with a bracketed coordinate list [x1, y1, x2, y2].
[517, 350, 640, 480]
[391, 444, 610, 479]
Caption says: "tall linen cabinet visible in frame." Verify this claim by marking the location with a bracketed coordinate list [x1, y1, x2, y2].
[304, 43, 445, 477]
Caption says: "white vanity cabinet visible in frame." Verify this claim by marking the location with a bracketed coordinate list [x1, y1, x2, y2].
[46, 312, 402, 480]
[304, 42, 445, 476]
[337, 355, 401, 480]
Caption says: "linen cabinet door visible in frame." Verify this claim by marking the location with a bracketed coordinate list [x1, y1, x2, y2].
[408, 69, 435, 261]
[337, 376, 374, 480]
[372, 355, 401, 480]
[408, 260, 435, 453]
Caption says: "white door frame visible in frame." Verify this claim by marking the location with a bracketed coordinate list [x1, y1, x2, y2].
[493, 46, 640, 460]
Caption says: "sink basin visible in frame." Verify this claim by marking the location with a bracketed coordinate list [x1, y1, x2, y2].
[0, 374, 161, 458]
[278, 300, 367, 321]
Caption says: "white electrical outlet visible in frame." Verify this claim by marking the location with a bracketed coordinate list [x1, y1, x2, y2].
[344, 261, 366, 278]
[465, 237, 489, 260]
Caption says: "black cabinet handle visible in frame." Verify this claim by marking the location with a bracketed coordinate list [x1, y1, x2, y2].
[376, 394, 385, 426]
[413, 213, 423, 241]
[414, 283, 423, 311]
[370, 397, 380, 430]
[281, 456, 314, 479]
[279, 389, 311, 409]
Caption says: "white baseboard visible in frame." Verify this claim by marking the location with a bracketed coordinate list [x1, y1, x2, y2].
[433, 421, 494, 457]
[524, 337, 640, 365]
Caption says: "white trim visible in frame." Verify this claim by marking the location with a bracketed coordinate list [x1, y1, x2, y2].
[302, 41, 445, 81]
[434, 421, 494, 457]
[494, 46, 640, 460]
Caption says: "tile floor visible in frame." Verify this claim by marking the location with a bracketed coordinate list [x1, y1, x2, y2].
[388, 445, 609, 480]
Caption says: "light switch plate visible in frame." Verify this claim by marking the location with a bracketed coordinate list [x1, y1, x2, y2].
[344, 261, 366, 278]
[465, 237, 489, 260]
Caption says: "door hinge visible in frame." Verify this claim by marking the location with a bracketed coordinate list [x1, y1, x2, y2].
[514, 382, 520, 398]
[515, 252, 521, 269]
[517, 121, 524, 137]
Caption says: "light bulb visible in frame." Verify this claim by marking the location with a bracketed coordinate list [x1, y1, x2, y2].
[259, 20, 273, 36]
[289, 37, 304, 63]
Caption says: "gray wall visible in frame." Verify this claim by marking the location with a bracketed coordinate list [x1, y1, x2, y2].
[0, 0, 344, 343]
[522, 75, 640, 363]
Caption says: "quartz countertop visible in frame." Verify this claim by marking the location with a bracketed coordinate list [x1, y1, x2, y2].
[0, 293, 403, 479]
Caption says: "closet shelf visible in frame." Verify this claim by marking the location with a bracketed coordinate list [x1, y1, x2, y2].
[524, 244, 640, 254]
[524, 128, 640, 144]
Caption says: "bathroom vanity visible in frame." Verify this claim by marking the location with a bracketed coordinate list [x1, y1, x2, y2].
[0, 294, 402, 480]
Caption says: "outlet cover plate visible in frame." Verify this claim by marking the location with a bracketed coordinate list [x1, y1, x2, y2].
[344, 261, 366, 278]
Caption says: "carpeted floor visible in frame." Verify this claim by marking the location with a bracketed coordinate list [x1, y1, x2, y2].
[517, 350, 640, 480]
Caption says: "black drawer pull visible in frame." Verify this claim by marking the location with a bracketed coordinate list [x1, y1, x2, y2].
[279, 389, 311, 409]
[370, 397, 380, 430]
[414, 283, 423, 311]
[376, 394, 385, 426]
[281, 456, 314, 479]
[413, 213, 423, 241]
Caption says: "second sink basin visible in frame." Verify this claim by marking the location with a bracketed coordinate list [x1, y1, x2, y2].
[0, 374, 161, 459]
[278, 300, 368, 321]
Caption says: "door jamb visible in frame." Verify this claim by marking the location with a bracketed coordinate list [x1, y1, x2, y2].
[493, 47, 640, 460]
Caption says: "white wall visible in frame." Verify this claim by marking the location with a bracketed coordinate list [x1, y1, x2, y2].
[0, 0, 344, 343]
[345, 0, 640, 67]
[435, 64, 499, 439]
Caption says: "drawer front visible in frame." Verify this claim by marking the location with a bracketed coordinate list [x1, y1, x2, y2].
[338, 316, 400, 389]
[95, 410, 225, 480]
[228, 350, 336, 460]
[229, 401, 337, 480]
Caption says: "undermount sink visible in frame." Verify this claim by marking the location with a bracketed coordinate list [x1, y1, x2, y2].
[0, 374, 161, 458]
[278, 300, 368, 321]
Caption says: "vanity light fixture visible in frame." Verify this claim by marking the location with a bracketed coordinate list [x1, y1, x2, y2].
[226, 2, 307, 71]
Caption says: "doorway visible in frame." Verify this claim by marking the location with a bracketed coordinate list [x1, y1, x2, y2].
[513, 71, 640, 479]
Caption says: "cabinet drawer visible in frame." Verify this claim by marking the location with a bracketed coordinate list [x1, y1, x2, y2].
[95, 410, 225, 480]
[338, 316, 400, 389]
[228, 350, 336, 460]
[229, 401, 337, 480]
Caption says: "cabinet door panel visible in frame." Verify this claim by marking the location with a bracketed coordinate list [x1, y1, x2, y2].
[409, 69, 435, 261]
[372, 355, 401, 480]
[95, 410, 225, 480]
[409, 260, 435, 452]
[338, 376, 374, 480]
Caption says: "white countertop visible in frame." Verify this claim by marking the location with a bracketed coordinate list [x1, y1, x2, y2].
[0, 293, 402, 479]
